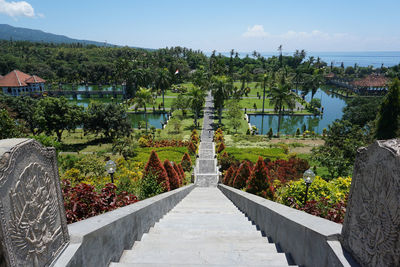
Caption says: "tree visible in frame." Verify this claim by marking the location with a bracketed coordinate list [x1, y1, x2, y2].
[268, 74, 296, 135]
[181, 152, 192, 172]
[212, 77, 231, 125]
[0, 108, 21, 139]
[172, 93, 188, 115]
[85, 102, 132, 140]
[232, 161, 252, 189]
[246, 156, 274, 199]
[156, 68, 171, 111]
[223, 165, 237, 186]
[133, 87, 154, 132]
[303, 72, 324, 99]
[187, 86, 206, 128]
[35, 97, 83, 141]
[0, 96, 39, 134]
[163, 160, 180, 190]
[312, 119, 367, 179]
[173, 163, 183, 186]
[375, 78, 400, 139]
[342, 96, 382, 127]
[144, 150, 170, 192]
[226, 99, 242, 133]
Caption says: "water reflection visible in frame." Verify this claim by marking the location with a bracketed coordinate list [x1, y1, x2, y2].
[249, 88, 346, 134]
[128, 113, 168, 129]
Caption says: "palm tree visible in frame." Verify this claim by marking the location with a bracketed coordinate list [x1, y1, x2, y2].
[133, 87, 154, 132]
[156, 68, 171, 111]
[212, 77, 232, 125]
[304, 73, 324, 99]
[187, 86, 206, 128]
[268, 74, 296, 136]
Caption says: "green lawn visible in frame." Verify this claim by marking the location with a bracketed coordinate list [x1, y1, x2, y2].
[215, 110, 249, 135]
[145, 97, 175, 108]
[225, 147, 287, 163]
[238, 98, 275, 110]
[233, 81, 261, 96]
[158, 110, 203, 140]
[133, 146, 189, 164]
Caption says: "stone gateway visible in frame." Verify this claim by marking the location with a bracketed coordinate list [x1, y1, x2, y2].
[0, 139, 69, 267]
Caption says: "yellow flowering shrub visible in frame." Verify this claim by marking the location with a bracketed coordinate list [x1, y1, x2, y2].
[275, 176, 352, 206]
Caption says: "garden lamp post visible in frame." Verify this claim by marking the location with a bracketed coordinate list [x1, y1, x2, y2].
[105, 160, 117, 183]
[303, 168, 315, 206]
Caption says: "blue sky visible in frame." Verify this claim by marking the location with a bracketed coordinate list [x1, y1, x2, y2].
[1, 0, 399, 52]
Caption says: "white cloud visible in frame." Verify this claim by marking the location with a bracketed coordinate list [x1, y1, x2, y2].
[243, 25, 269, 38]
[0, 0, 35, 18]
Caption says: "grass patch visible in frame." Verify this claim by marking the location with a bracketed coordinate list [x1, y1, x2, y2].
[216, 109, 249, 135]
[297, 153, 330, 179]
[133, 146, 189, 164]
[225, 147, 287, 163]
[158, 110, 203, 140]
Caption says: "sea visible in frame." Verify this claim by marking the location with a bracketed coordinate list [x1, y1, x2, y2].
[205, 51, 400, 68]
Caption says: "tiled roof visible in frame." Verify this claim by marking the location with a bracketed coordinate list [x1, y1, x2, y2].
[0, 70, 46, 87]
[351, 74, 389, 87]
[25, 75, 46, 84]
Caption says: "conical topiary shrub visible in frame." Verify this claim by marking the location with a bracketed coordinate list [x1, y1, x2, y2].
[246, 156, 274, 199]
[223, 165, 237, 185]
[232, 161, 252, 189]
[144, 150, 170, 192]
[217, 142, 225, 154]
[163, 160, 180, 190]
[173, 163, 182, 186]
[181, 152, 192, 172]
[177, 163, 186, 183]
[188, 141, 197, 155]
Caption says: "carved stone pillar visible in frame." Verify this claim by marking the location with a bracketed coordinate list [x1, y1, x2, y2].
[341, 139, 400, 267]
[0, 139, 69, 267]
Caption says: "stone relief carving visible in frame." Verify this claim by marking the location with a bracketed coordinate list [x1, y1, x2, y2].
[9, 163, 61, 266]
[341, 140, 400, 267]
[0, 139, 69, 267]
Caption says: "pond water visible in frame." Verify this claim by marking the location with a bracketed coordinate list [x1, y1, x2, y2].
[67, 96, 167, 128]
[128, 113, 168, 129]
[48, 84, 123, 92]
[248, 88, 347, 135]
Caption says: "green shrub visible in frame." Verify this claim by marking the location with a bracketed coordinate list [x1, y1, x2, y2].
[30, 134, 62, 152]
[275, 176, 351, 206]
[137, 172, 164, 200]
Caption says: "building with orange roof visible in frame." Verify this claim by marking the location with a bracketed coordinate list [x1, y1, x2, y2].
[0, 70, 46, 96]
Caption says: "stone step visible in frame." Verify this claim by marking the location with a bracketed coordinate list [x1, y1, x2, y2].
[138, 231, 272, 246]
[198, 150, 214, 159]
[111, 263, 294, 267]
[199, 142, 214, 150]
[195, 174, 218, 187]
[131, 239, 278, 253]
[197, 159, 217, 173]
[118, 249, 291, 266]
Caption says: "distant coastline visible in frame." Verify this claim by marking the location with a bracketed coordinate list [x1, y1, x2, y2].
[205, 51, 400, 68]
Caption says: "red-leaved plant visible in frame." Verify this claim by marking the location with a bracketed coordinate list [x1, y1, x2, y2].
[144, 150, 170, 192]
[62, 180, 138, 224]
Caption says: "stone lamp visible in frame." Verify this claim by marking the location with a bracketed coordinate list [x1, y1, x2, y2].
[105, 160, 117, 183]
[303, 169, 315, 205]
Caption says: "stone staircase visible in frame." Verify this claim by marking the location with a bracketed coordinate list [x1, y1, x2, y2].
[110, 188, 294, 266]
[110, 91, 295, 266]
[194, 91, 219, 187]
